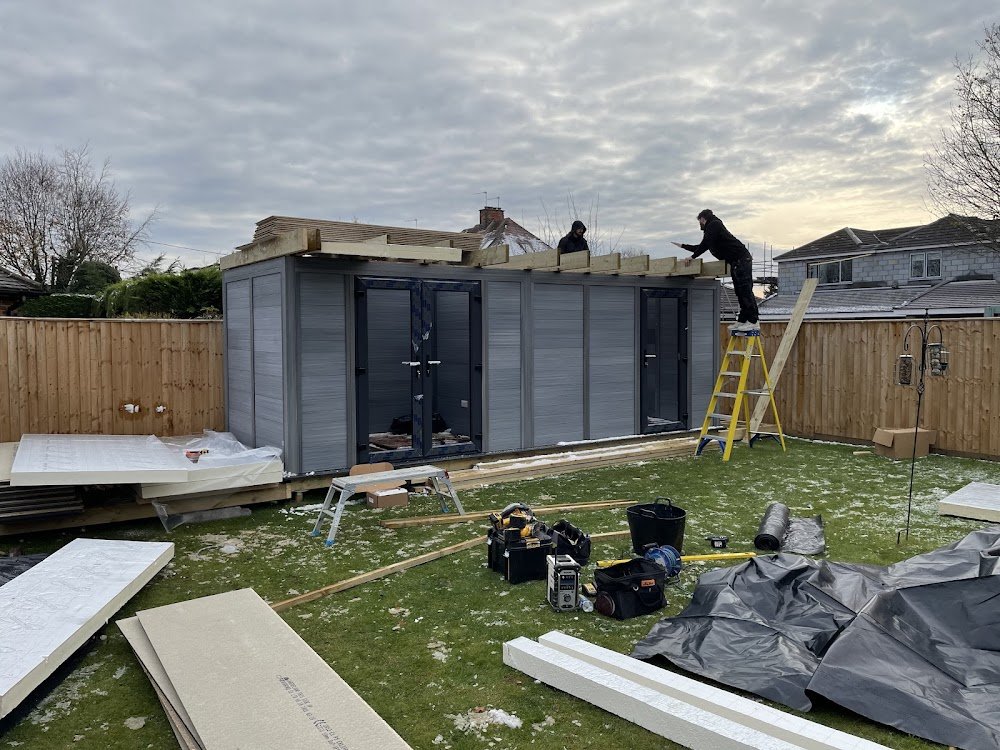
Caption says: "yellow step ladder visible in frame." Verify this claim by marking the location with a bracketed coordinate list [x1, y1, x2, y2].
[696, 328, 786, 461]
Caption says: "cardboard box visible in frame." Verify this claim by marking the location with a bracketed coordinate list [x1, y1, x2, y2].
[366, 488, 408, 508]
[872, 427, 936, 459]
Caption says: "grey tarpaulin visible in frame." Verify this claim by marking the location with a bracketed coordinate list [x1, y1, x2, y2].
[753, 501, 826, 554]
[632, 528, 1000, 750]
[0, 553, 48, 585]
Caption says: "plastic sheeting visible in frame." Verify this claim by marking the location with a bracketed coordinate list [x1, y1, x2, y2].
[753, 502, 826, 555]
[0, 553, 47, 586]
[632, 528, 1000, 750]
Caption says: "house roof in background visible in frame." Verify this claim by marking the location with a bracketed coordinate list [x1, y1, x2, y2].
[758, 285, 933, 318]
[462, 216, 551, 255]
[899, 279, 1000, 312]
[0, 267, 43, 295]
[773, 215, 997, 263]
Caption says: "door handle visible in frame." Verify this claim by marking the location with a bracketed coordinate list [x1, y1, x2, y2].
[644, 354, 657, 358]
[428, 360, 442, 365]
[401, 361, 421, 366]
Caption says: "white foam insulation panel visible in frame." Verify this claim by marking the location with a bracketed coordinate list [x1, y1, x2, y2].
[9, 434, 193, 486]
[503, 636, 805, 750]
[0, 538, 174, 718]
[938, 482, 1000, 522]
[536, 631, 889, 750]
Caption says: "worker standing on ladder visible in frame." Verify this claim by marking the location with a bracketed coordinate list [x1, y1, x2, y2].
[673, 210, 758, 333]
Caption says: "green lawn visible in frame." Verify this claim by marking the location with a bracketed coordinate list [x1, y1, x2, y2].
[2, 438, 997, 749]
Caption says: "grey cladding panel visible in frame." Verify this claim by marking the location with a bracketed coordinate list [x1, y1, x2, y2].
[532, 283, 583, 445]
[298, 273, 348, 473]
[688, 287, 717, 426]
[485, 281, 521, 452]
[589, 286, 636, 438]
[225, 279, 253, 445]
[252, 273, 284, 449]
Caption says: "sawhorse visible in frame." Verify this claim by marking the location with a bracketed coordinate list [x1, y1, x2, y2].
[310, 465, 465, 548]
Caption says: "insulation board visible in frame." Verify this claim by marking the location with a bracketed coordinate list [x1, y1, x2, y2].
[0, 538, 174, 718]
[938, 482, 1000, 522]
[503, 637, 804, 750]
[9, 434, 193, 486]
[133, 588, 411, 750]
[140, 461, 284, 499]
[0, 442, 16, 483]
[537, 631, 889, 750]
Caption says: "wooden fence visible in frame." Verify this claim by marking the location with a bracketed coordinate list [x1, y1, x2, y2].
[0, 317, 997, 459]
[0, 318, 224, 443]
[734, 318, 1000, 459]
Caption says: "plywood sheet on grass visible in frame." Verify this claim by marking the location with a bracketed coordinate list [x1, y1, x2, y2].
[0, 538, 174, 718]
[9, 434, 192, 486]
[938, 482, 1000, 522]
[135, 588, 411, 750]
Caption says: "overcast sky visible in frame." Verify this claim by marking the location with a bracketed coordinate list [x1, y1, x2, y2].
[1, 1, 996, 268]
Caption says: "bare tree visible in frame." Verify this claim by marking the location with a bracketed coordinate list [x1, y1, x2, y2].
[925, 24, 1000, 247]
[0, 145, 153, 289]
[534, 193, 643, 256]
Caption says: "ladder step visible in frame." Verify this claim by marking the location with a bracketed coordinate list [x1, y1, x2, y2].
[753, 430, 781, 436]
[720, 371, 742, 376]
[713, 392, 739, 399]
[708, 413, 734, 421]
[744, 389, 771, 395]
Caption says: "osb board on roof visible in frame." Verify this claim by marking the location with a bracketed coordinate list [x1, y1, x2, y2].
[938, 482, 1000, 522]
[9, 434, 192, 486]
[0, 538, 174, 719]
[134, 588, 412, 750]
[253, 215, 482, 253]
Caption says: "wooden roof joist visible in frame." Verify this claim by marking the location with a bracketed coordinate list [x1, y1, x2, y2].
[221, 229, 729, 278]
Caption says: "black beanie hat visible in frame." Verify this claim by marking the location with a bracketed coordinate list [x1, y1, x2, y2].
[697, 209, 714, 221]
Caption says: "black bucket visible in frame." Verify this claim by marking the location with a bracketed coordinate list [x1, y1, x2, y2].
[626, 497, 686, 554]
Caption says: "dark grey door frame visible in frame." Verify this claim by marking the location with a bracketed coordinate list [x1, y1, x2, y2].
[640, 287, 689, 433]
[355, 276, 482, 464]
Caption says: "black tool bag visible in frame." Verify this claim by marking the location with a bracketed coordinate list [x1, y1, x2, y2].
[550, 519, 591, 566]
[593, 558, 666, 620]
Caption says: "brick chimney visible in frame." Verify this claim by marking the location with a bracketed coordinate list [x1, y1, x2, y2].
[479, 206, 504, 229]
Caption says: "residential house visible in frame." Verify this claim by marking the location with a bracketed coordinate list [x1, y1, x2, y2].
[0, 267, 43, 314]
[462, 205, 552, 254]
[759, 215, 1000, 319]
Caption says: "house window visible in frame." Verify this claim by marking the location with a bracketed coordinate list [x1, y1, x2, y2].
[910, 251, 941, 279]
[807, 258, 852, 284]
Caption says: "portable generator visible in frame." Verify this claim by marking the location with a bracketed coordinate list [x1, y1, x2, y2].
[546, 554, 580, 611]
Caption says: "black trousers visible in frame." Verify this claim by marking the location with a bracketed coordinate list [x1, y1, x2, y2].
[730, 256, 758, 323]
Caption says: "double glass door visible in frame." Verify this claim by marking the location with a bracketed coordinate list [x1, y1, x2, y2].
[640, 288, 688, 433]
[355, 277, 482, 463]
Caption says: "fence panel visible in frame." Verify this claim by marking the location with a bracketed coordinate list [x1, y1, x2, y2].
[0, 318, 224, 443]
[719, 318, 1000, 459]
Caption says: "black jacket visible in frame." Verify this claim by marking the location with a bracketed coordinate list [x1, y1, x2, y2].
[557, 221, 590, 254]
[681, 217, 750, 263]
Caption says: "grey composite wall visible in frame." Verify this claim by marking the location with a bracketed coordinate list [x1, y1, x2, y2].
[588, 286, 637, 438]
[297, 272, 349, 474]
[531, 283, 584, 445]
[485, 281, 522, 453]
[688, 287, 717, 426]
[224, 256, 720, 475]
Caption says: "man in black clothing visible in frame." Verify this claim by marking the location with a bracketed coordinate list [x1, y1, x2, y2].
[557, 220, 589, 254]
[673, 209, 758, 333]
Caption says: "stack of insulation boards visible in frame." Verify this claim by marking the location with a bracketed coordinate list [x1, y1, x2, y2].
[6, 433, 283, 501]
[0, 538, 174, 719]
[118, 589, 412, 750]
[504, 631, 891, 750]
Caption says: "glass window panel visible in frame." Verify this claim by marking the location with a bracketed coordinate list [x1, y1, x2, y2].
[821, 262, 840, 284]
[840, 259, 853, 282]
[911, 253, 925, 278]
[926, 252, 941, 277]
